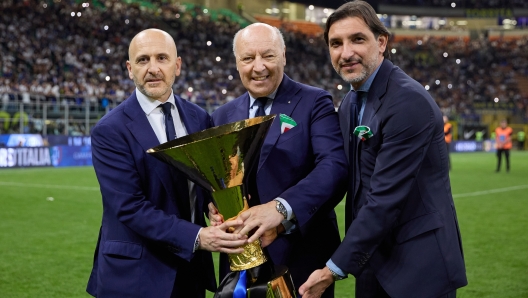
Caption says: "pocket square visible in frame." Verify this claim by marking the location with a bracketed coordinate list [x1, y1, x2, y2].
[279, 114, 297, 134]
[353, 125, 373, 141]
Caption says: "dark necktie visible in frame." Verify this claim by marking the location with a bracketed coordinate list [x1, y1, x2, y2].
[254, 97, 268, 117]
[160, 102, 177, 141]
[347, 90, 360, 226]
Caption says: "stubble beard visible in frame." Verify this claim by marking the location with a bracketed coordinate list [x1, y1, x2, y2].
[336, 56, 379, 85]
[133, 74, 175, 100]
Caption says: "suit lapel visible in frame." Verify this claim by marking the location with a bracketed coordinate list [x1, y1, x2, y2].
[124, 92, 176, 200]
[353, 60, 393, 200]
[360, 59, 392, 127]
[228, 94, 251, 123]
[258, 75, 301, 171]
[174, 94, 199, 134]
[338, 91, 352, 163]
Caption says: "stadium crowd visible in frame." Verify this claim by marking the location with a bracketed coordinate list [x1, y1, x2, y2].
[379, 0, 528, 9]
[0, 0, 527, 135]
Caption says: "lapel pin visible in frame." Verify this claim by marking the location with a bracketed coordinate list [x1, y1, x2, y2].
[353, 125, 373, 141]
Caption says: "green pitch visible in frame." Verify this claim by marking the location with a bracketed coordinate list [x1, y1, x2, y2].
[0, 152, 527, 297]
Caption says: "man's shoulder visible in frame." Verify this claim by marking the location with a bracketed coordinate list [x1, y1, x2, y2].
[212, 94, 246, 118]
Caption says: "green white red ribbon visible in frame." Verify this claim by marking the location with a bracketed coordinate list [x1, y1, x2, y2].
[353, 125, 373, 141]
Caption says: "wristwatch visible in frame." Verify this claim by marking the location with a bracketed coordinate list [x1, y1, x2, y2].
[274, 199, 287, 219]
[328, 267, 346, 281]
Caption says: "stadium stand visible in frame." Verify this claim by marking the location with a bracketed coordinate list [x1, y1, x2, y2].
[0, 0, 527, 136]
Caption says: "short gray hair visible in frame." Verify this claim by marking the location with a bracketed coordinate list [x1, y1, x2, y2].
[232, 23, 285, 56]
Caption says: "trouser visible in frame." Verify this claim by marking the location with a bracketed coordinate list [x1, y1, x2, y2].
[496, 149, 510, 171]
[355, 264, 457, 298]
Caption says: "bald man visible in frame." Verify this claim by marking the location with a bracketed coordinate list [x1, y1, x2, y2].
[209, 23, 347, 297]
[86, 28, 247, 298]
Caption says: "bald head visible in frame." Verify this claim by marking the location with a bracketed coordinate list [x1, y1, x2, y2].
[126, 28, 181, 102]
[129, 28, 177, 60]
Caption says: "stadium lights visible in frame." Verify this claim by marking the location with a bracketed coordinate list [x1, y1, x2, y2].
[188, 87, 194, 92]
[71, 12, 75, 17]
[443, 52, 449, 58]
[456, 59, 461, 64]
[448, 84, 453, 89]
[309, 5, 314, 10]
[323, 8, 329, 14]
[337, 84, 343, 90]
[208, 70, 213, 75]
[425, 85, 430, 90]
[435, 80, 441, 85]
[451, 2, 456, 8]
[207, 41, 212, 46]
[106, 49, 111, 54]
[43, 3, 47, 8]
[228, 75, 233, 80]
[125, 19, 129, 24]
[494, 97, 499, 102]
[417, 40, 423, 45]
[77, 12, 81, 17]
[216, 56, 221, 62]
[105, 76, 110, 81]
[391, 48, 397, 54]
[222, 89, 227, 94]
[104, 25, 109, 30]
[203, 9, 208, 14]
[175, 13, 180, 18]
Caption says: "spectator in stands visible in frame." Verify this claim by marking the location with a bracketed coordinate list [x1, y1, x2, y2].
[495, 119, 513, 172]
[86, 28, 247, 298]
[209, 22, 348, 297]
[300, 1, 467, 297]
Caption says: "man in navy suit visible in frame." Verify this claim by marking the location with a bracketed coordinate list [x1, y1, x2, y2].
[209, 23, 348, 297]
[86, 28, 247, 298]
[299, 1, 467, 298]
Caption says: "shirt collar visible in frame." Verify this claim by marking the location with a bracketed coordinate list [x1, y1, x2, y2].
[249, 88, 278, 107]
[136, 88, 175, 115]
[352, 62, 382, 93]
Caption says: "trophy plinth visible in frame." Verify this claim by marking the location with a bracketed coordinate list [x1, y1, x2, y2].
[147, 115, 296, 297]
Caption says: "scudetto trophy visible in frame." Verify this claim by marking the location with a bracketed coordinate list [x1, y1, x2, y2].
[147, 115, 296, 298]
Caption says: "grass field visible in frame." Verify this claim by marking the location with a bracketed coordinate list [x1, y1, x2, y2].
[0, 151, 527, 297]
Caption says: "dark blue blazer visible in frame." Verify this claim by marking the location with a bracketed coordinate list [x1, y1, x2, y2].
[334, 60, 467, 298]
[86, 91, 216, 297]
[212, 75, 348, 295]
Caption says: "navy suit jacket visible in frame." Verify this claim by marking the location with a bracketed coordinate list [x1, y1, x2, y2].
[86, 91, 216, 297]
[212, 75, 348, 294]
[334, 60, 467, 297]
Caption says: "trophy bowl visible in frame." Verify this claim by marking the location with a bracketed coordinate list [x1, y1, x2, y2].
[147, 115, 296, 297]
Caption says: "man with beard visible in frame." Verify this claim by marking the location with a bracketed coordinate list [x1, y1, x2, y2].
[299, 1, 467, 298]
[86, 28, 247, 298]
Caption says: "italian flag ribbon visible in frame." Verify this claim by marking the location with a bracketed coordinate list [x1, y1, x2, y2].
[280, 114, 297, 134]
[353, 125, 373, 141]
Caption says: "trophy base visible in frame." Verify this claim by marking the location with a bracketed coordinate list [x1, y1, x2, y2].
[248, 264, 296, 298]
[215, 262, 296, 298]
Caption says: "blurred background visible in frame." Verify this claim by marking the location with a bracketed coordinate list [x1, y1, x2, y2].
[0, 1, 527, 297]
[0, 0, 527, 149]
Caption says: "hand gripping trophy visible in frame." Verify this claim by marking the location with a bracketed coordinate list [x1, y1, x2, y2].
[147, 115, 295, 297]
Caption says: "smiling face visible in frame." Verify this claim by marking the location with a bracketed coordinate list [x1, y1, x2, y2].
[327, 16, 387, 90]
[126, 29, 181, 102]
[234, 24, 285, 98]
